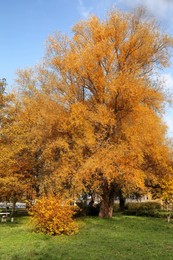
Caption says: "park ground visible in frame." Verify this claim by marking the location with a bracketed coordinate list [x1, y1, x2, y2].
[0, 215, 173, 260]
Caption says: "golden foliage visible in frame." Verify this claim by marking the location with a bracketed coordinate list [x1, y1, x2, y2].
[30, 196, 78, 235]
[1, 8, 173, 217]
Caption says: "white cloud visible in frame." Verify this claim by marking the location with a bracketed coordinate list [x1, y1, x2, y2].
[77, 0, 92, 19]
[118, 0, 173, 23]
[164, 111, 173, 137]
[76, 0, 173, 25]
[160, 73, 173, 91]
[160, 73, 173, 137]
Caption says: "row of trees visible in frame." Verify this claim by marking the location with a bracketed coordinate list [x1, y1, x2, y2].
[1, 8, 173, 218]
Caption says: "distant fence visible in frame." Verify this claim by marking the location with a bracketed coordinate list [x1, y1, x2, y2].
[0, 202, 26, 209]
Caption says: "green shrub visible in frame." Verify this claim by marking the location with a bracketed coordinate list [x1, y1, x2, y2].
[30, 196, 79, 235]
[113, 203, 120, 212]
[124, 201, 162, 217]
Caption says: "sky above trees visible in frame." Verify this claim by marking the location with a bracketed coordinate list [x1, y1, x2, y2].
[0, 0, 173, 136]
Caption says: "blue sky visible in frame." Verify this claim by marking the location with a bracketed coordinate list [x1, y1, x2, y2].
[1, 0, 173, 136]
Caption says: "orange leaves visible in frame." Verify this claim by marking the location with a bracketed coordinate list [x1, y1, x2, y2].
[160, 161, 173, 201]
[1, 8, 172, 218]
[45, 8, 173, 112]
[30, 196, 78, 235]
[68, 103, 95, 147]
[0, 176, 27, 201]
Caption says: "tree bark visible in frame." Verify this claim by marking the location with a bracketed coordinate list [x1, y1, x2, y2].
[99, 183, 115, 218]
[10, 200, 16, 218]
[119, 190, 126, 212]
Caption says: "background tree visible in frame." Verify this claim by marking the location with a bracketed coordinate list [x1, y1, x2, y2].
[0, 79, 36, 213]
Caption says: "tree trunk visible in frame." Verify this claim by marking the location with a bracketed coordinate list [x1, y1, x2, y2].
[89, 192, 95, 207]
[4, 200, 7, 212]
[10, 201, 16, 218]
[167, 213, 171, 223]
[99, 183, 115, 218]
[119, 191, 126, 212]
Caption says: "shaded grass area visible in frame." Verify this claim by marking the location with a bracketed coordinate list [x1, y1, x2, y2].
[0, 215, 173, 259]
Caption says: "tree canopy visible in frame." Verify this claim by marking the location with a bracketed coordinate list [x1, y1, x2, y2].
[1, 7, 173, 217]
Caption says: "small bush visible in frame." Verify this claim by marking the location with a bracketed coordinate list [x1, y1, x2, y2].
[30, 196, 78, 235]
[124, 201, 162, 217]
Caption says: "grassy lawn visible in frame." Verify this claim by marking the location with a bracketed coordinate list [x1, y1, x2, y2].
[0, 215, 173, 260]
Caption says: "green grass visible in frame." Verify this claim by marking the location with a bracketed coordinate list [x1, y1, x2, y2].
[0, 215, 173, 260]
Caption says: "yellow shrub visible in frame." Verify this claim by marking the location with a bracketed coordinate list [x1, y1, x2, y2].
[30, 196, 78, 235]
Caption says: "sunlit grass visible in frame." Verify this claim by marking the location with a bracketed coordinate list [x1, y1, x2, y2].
[0, 215, 173, 259]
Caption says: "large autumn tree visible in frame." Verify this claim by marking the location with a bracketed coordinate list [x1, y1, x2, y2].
[5, 7, 173, 218]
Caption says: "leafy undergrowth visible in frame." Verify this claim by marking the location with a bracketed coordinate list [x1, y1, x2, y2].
[30, 196, 78, 235]
[0, 215, 173, 259]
